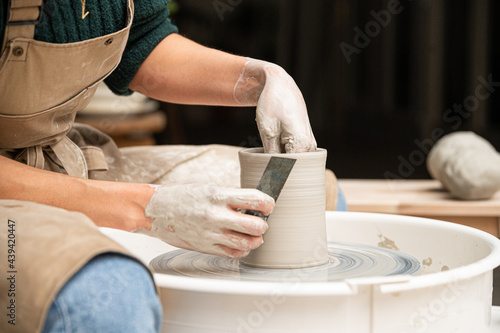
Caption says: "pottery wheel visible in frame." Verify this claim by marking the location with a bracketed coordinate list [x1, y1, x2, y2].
[150, 242, 420, 282]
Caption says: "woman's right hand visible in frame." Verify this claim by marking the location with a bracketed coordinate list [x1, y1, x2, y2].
[134, 184, 274, 258]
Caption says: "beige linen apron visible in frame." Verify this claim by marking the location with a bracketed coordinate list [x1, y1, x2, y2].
[0, 1, 160, 332]
[0, 0, 134, 178]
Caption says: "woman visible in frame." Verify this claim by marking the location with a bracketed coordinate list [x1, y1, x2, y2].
[0, 1, 338, 332]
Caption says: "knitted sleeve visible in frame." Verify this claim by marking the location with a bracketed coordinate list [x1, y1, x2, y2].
[104, 0, 178, 95]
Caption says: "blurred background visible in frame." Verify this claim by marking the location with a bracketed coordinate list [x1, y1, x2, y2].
[155, 0, 500, 180]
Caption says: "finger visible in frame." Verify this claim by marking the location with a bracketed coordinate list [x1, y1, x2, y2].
[263, 136, 282, 154]
[217, 230, 264, 252]
[256, 109, 283, 153]
[178, 234, 253, 258]
[217, 245, 251, 259]
[207, 198, 270, 236]
[282, 133, 316, 153]
[221, 211, 269, 236]
[194, 245, 244, 258]
[225, 189, 275, 215]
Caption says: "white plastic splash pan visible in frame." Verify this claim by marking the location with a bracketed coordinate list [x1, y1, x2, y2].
[102, 212, 500, 333]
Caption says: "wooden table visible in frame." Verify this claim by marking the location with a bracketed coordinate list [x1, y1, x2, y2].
[338, 179, 500, 237]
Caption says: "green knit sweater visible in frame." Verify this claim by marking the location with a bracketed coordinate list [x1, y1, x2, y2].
[0, 0, 178, 95]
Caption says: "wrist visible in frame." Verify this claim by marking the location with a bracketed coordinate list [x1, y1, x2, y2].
[125, 183, 157, 231]
[233, 59, 268, 106]
[82, 180, 157, 232]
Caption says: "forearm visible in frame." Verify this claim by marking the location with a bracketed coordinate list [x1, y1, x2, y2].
[130, 33, 249, 106]
[129, 33, 316, 154]
[0, 155, 155, 231]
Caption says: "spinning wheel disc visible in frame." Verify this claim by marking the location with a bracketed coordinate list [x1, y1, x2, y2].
[150, 242, 420, 282]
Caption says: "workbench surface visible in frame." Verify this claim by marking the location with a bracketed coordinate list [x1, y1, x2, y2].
[339, 179, 500, 237]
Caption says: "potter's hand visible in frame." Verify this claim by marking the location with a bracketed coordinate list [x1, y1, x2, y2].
[134, 184, 274, 258]
[233, 59, 317, 154]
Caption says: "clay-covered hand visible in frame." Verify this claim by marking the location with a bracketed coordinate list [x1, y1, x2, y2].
[233, 59, 317, 154]
[134, 184, 275, 258]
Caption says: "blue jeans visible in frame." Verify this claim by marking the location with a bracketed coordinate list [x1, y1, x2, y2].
[42, 254, 162, 333]
[336, 185, 348, 211]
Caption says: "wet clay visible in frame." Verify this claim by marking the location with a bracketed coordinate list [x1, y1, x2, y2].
[150, 242, 421, 281]
[427, 131, 500, 200]
[378, 234, 400, 251]
[238, 148, 329, 268]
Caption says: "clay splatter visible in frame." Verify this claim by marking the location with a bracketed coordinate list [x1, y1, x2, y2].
[378, 234, 399, 251]
[441, 265, 449, 271]
[422, 257, 433, 267]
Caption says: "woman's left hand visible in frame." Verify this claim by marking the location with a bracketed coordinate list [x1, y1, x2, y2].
[233, 59, 317, 154]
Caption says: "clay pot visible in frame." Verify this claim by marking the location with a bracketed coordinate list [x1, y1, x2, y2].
[238, 148, 328, 268]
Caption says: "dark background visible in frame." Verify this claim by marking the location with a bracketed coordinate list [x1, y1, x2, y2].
[156, 0, 500, 180]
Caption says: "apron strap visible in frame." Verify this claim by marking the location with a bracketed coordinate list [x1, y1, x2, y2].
[1, 0, 43, 52]
[18, 138, 109, 178]
[80, 146, 109, 172]
[26, 145, 44, 170]
[50, 137, 89, 179]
